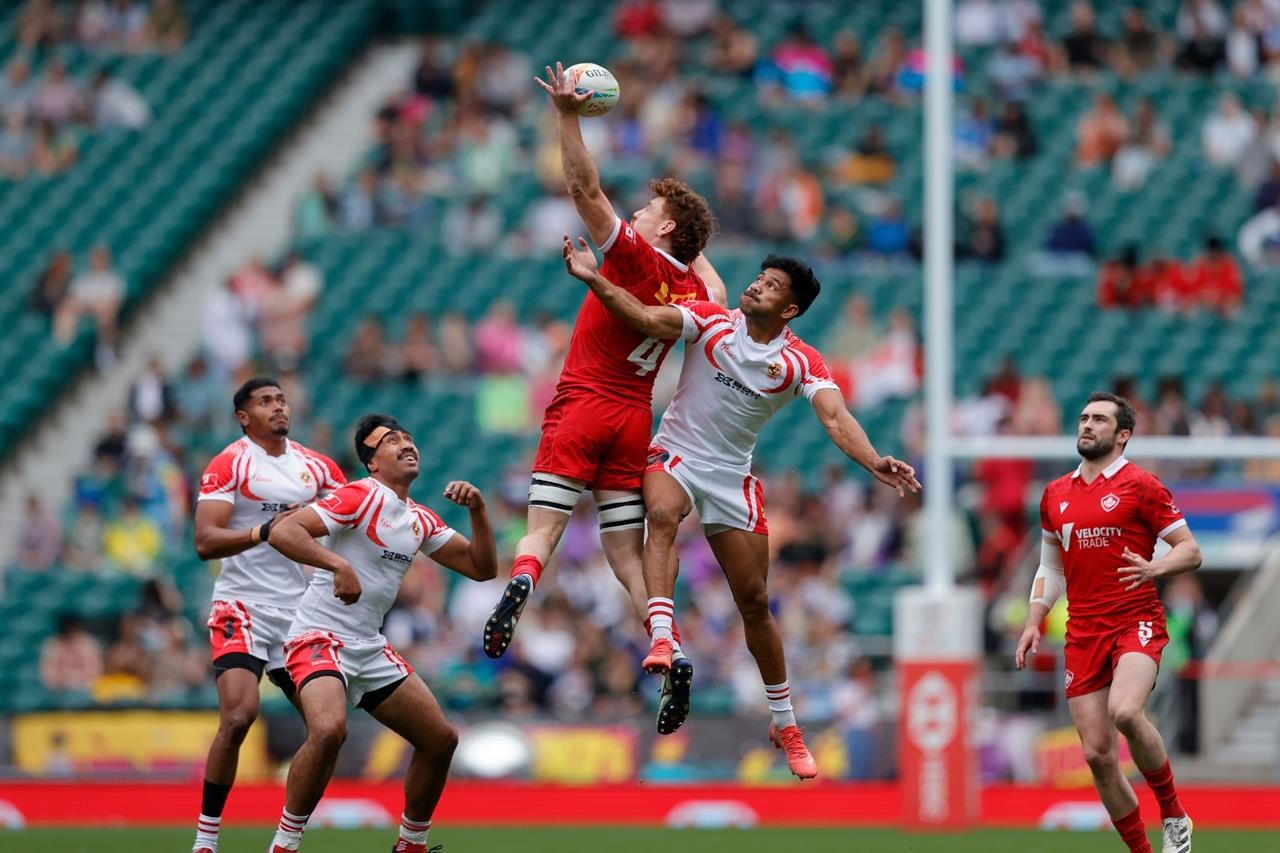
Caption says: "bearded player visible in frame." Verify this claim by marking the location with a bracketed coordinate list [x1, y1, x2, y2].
[482, 60, 727, 699]
[562, 236, 919, 778]
[1017, 393, 1199, 853]
[190, 378, 345, 853]
[266, 414, 497, 853]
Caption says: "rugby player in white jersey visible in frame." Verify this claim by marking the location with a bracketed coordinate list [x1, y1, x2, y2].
[265, 414, 497, 853]
[191, 377, 345, 853]
[563, 236, 919, 779]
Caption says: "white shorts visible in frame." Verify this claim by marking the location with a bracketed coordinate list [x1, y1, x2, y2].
[283, 630, 413, 708]
[207, 599, 295, 671]
[647, 444, 768, 535]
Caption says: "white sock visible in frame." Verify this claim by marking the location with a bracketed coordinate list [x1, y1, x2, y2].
[193, 814, 221, 851]
[647, 597, 674, 643]
[765, 681, 797, 730]
[271, 809, 309, 850]
[400, 814, 431, 844]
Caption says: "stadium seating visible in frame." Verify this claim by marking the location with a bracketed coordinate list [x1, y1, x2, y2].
[0, 0, 380, 458]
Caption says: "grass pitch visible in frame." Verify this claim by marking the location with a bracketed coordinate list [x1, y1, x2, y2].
[0, 827, 1275, 853]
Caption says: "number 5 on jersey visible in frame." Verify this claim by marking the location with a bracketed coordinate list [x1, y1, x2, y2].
[627, 337, 663, 376]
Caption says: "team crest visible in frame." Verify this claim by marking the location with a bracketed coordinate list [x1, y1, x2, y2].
[1064, 669, 1074, 689]
[299, 470, 313, 485]
[767, 362, 783, 378]
[411, 519, 421, 537]
[1100, 493, 1120, 512]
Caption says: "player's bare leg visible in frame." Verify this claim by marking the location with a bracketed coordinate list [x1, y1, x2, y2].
[367, 675, 458, 852]
[1069, 688, 1152, 853]
[194, 666, 261, 852]
[707, 528, 816, 779]
[484, 476, 583, 659]
[636, 471, 695, 733]
[269, 677, 349, 851]
[1110, 653, 1191, 853]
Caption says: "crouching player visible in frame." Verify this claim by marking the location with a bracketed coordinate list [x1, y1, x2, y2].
[265, 415, 497, 852]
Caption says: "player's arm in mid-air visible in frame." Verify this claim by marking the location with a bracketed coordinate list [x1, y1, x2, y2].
[810, 387, 920, 497]
[536, 62, 616, 248]
[422, 480, 498, 582]
[692, 253, 728, 307]
[562, 235, 684, 338]
[267, 507, 363, 604]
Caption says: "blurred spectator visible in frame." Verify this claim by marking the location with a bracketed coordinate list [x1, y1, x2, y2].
[1164, 573, 1218, 754]
[31, 117, 77, 174]
[128, 355, 173, 424]
[1113, 99, 1171, 191]
[0, 57, 34, 113]
[14, 495, 62, 571]
[956, 0, 1002, 47]
[0, 108, 32, 177]
[1185, 235, 1244, 314]
[259, 252, 321, 369]
[1076, 92, 1128, 167]
[1059, 1, 1108, 73]
[987, 41, 1040, 102]
[172, 355, 218, 430]
[955, 99, 995, 172]
[521, 186, 581, 255]
[19, 0, 64, 50]
[711, 161, 756, 240]
[1097, 245, 1149, 309]
[707, 13, 758, 78]
[345, 317, 390, 381]
[1191, 383, 1232, 437]
[340, 167, 379, 230]
[959, 196, 1005, 262]
[1203, 93, 1257, 166]
[755, 156, 823, 241]
[1227, 3, 1261, 78]
[660, 0, 717, 37]
[103, 497, 163, 574]
[297, 173, 339, 240]
[993, 101, 1038, 159]
[1045, 194, 1095, 256]
[413, 37, 455, 100]
[443, 196, 502, 255]
[835, 124, 895, 185]
[1153, 376, 1193, 435]
[824, 295, 882, 364]
[39, 614, 102, 692]
[865, 197, 910, 257]
[831, 31, 868, 100]
[757, 21, 833, 104]
[202, 277, 253, 377]
[474, 301, 524, 375]
[32, 59, 88, 127]
[144, 0, 189, 53]
[477, 42, 530, 116]
[1245, 415, 1280, 479]
[848, 307, 920, 408]
[1112, 7, 1163, 77]
[94, 615, 149, 703]
[867, 27, 908, 98]
[63, 503, 106, 569]
[398, 313, 440, 380]
[1012, 376, 1062, 435]
[105, 0, 150, 52]
[148, 621, 206, 696]
[1254, 161, 1280, 212]
[1017, 18, 1053, 71]
[1237, 198, 1280, 268]
[822, 206, 862, 259]
[438, 312, 475, 374]
[1145, 252, 1191, 309]
[29, 249, 74, 317]
[1175, 0, 1228, 73]
[91, 67, 150, 130]
[673, 91, 723, 160]
[616, 0, 663, 39]
[57, 245, 123, 364]
[1001, 0, 1043, 42]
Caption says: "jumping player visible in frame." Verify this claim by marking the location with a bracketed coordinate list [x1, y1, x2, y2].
[562, 236, 919, 778]
[265, 414, 496, 853]
[483, 61, 726, 703]
[1017, 393, 1199, 853]
[191, 378, 345, 853]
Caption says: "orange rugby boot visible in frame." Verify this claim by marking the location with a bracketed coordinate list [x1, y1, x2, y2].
[769, 722, 818, 780]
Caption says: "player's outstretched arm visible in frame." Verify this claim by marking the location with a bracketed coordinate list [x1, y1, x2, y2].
[563, 235, 683, 337]
[1117, 525, 1203, 592]
[692, 253, 729, 307]
[429, 481, 498, 581]
[194, 500, 299, 560]
[267, 507, 362, 603]
[536, 62, 616, 247]
[811, 388, 921, 496]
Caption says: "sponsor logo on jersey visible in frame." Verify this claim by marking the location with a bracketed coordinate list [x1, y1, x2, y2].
[381, 549, 413, 566]
[714, 371, 762, 400]
[1059, 501, 1069, 513]
[1061, 524, 1124, 550]
[654, 281, 698, 305]
[261, 502, 291, 513]
[251, 474, 274, 484]
[1101, 493, 1120, 512]
[767, 362, 783, 378]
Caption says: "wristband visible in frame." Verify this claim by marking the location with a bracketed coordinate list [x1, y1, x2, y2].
[249, 525, 261, 545]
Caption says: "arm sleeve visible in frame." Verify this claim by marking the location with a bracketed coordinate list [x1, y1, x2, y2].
[1139, 475, 1188, 541]
[600, 218, 663, 295]
[1039, 491, 1060, 542]
[795, 346, 841, 402]
[1029, 538, 1066, 608]
[676, 300, 732, 342]
[319, 454, 347, 492]
[417, 507, 455, 555]
[196, 450, 239, 505]
[311, 483, 370, 535]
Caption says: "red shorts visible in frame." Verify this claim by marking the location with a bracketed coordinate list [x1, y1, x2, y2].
[284, 630, 413, 706]
[1063, 612, 1168, 698]
[532, 391, 652, 491]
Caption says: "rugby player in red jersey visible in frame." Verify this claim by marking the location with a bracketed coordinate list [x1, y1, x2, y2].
[1017, 393, 1200, 853]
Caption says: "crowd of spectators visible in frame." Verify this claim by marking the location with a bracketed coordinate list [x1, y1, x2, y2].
[1097, 235, 1244, 313]
[29, 244, 126, 366]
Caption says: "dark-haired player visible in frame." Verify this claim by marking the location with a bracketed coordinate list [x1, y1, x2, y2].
[265, 414, 496, 853]
[563, 238, 919, 779]
[483, 64, 727, 683]
[1018, 393, 1200, 853]
[191, 378, 344, 853]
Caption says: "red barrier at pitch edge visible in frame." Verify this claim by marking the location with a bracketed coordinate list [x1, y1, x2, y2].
[1, 782, 1278, 829]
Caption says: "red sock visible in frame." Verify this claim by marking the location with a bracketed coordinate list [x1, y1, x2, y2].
[510, 555, 543, 587]
[643, 616, 683, 647]
[1141, 759, 1186, 820]
[1113, 806, 1153, 853]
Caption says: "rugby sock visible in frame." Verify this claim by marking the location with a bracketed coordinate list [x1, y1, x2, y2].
[399, 814, 431, 845]
[646, 598, 675, 642]
[510, 554, 543, 588]
[193, 813, 221, 851]
[1141, 759, 1187, 820]
[270, 809, 309, 850]
[1113, 806, 1153, 853]
[764, 681, 797, 730]
[644, 614, 685, 657]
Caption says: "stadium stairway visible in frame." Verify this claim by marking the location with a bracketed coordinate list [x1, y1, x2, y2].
[0, 42, 423, 551]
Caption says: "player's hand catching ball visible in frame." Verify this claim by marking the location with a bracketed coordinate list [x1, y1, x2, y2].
[1117, 547, 1160, 591]
[443, 480, 485, 510]
[1014, 622, 1040, 670]
[332, 559, 362, 605]
[535, 61, 591, 114]
[563, 234, 599, 282]
[870, 455, 921, 497]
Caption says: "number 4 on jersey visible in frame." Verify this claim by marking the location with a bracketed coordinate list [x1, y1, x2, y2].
[627, 337, 663, 376]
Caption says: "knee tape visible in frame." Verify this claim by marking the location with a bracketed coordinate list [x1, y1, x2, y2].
[528, 472, 585, 515]
[598, 495, 646, 533]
